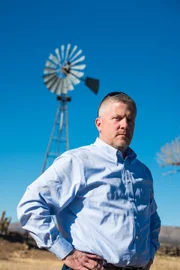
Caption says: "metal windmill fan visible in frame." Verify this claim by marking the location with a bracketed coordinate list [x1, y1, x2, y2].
[41, 44, 99, 173]
[43, 44, 99, 95]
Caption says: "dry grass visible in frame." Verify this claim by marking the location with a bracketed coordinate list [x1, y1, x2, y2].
[151, 255, 180, 270]
[0, 255, 180, 270]
[0, 258, 63, 270]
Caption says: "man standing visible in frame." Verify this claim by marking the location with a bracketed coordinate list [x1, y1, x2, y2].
[17, 92, 161, 270]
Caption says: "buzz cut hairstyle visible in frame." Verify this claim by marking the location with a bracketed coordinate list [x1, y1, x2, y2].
[97, 91, 137, 117]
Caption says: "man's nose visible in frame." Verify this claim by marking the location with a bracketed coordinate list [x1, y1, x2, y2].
[120, 117, 128, 129]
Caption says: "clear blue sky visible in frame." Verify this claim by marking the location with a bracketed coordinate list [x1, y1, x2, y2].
[0, 0, 180, 226]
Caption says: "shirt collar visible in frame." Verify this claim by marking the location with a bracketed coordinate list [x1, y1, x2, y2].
[94, 137, 137, 163]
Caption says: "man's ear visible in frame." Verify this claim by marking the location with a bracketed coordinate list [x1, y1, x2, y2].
[95, 117, 102, 132]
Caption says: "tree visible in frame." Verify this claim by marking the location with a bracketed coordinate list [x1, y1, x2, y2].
[156, 136, 180, 175]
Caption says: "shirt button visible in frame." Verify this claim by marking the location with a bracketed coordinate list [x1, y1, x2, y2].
[136, 236, 139, 239]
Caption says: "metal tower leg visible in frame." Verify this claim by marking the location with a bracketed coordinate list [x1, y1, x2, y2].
[41, 95, 71, 174]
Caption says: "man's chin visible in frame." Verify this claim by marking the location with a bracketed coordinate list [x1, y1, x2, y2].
[118, 137, 129, 144]
[114, 141, 129, 152]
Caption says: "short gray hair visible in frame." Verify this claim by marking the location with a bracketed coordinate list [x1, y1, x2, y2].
[97, 91, 137, 117]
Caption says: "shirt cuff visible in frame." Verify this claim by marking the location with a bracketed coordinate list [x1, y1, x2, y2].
[48, 237, 74, 260]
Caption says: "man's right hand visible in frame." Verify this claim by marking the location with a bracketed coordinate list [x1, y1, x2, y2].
[62, 249, 105, 270]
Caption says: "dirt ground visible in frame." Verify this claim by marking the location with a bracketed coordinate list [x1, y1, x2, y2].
[1, 237, 180, 270]
[0, 237, 62, 269]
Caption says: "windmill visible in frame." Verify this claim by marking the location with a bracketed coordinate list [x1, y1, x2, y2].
[41, 44, 99, 173]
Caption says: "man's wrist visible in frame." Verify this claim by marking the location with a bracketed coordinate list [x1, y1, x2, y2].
[49, 238, 74, 260]
[63, 249, 75, 261]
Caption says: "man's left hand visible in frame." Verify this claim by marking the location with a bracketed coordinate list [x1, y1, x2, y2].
[143, 259, 153, 270]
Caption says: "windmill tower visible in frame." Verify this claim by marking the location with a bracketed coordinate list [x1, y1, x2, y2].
[41, 44, 99, 173]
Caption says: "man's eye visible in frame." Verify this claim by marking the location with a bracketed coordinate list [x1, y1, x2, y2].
[128, 118, 135, 123]
[113, 117, 121, 121]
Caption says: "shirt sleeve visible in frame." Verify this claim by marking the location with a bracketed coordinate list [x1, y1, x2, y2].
[149, 176, 161, 260]
[17, 153, 84, 260]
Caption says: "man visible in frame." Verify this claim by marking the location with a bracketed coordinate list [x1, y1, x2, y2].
[17, 92, 161, 270]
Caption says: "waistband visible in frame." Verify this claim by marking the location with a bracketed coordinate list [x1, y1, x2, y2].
[62, 263, 144, 270]
[104, 263, 144, 270]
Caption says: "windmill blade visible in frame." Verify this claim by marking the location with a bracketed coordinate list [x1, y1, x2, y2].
[54, 79, 63, 95]
[49, 77, 60, 93]
[45, 60, 57, 69]
[69, 49, 82, 62]
[43, 67, 57, 75]
[71, 64, 86, 70]
[68, 45, 78, 60]
[62, 78, 69, 94]
[71, 56, 85, 66]
[48, 76, 59, 92]
[49, 54, 59, 65]
[43, 73, 57, 83]
[70, 70, 84, 78]
[65, 77, 74, 91]
[45, 76, 58, 89]
[85, 77, 99, 94]
[67, 80, 74, 91]
[61, 45, 65, 63]
[55, 79, 63, 95]
[67, 73, 81, 85]
[62, 88, 68, 94]
[55, 48, 61, 64]
[64, 44, 71, 64]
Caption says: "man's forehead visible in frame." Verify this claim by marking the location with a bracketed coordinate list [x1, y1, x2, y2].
[98, 99, 136, 117]
[105, 100, 134, 110]
[99, 100, 136, 118]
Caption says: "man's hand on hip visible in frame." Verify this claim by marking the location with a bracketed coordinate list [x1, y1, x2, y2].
[63, 249, 105, 270]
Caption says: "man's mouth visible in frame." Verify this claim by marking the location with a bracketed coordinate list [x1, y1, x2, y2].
[117, 134, 129, 139]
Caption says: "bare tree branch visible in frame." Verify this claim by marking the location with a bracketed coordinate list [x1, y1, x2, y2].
[162, 169, 180, 176]
[156, 136, 180, 168]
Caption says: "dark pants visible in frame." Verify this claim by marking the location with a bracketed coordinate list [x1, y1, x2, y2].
[61, 265, 71, 270]
[61, 264, 144, 270]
